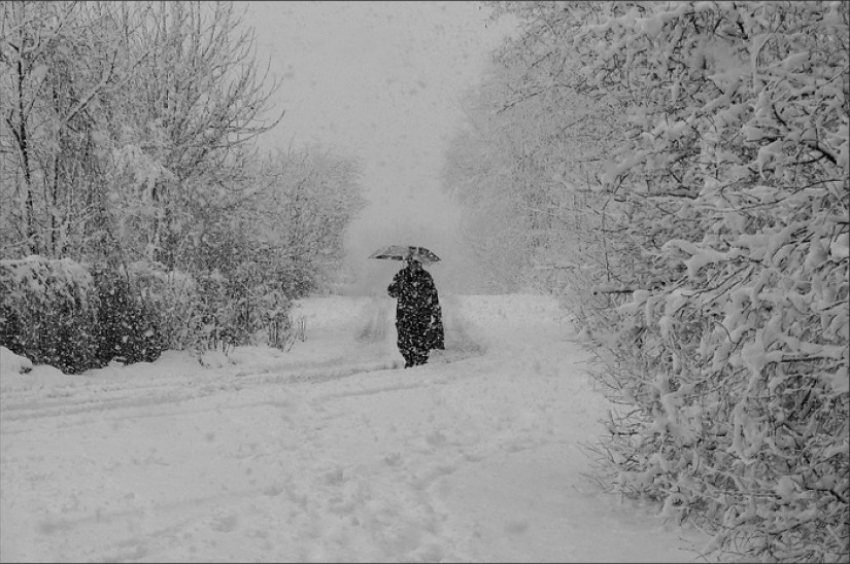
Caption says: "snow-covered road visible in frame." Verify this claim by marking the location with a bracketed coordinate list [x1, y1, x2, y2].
[0, 294, 707, 562]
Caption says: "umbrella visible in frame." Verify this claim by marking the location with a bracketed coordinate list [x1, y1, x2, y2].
[369, 245, 440, 264]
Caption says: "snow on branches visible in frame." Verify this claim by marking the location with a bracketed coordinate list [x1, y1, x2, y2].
[486, 1, 849, 561]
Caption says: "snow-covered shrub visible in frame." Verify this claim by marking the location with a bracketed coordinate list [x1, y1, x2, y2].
[121, 260, 199, 352]
[91, 265, 166, 365]
[189, 270, 241, 354]
[0, 256, 101, 374]
[571, 2, 850, 561]
[112, 260, 296, 356]
[186, 267, 293, 354]
[589, 224, 849, 561]
[120, 261, 233, 354]
[485, 1, 849, 561]
[214, 260, 296, 352]
[252, 282, 296, 351]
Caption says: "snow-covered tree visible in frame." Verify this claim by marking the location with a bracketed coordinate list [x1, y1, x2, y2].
[101, 1, 283, 269]
[0, 1, 126, 258]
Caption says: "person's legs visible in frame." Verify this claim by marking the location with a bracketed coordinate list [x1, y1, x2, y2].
[397, 321, 411, 367]
[412, 323, 431, 366]
[401, 348, 422, 368]
[397, 319, 429, 368]
[399, 347, 425, 368]
[409, 345, 429, 366]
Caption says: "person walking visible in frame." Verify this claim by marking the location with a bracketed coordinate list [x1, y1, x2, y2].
[387, 255, 444, 368]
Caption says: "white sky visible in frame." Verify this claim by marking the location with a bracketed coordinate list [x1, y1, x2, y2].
[239, 1, 517, 294]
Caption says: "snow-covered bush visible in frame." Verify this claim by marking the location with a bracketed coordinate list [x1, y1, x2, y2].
[0, 256, 101, 374]
[123, 259, 296, 355]
[572, 3, 849, 561]
[91, 264, 166, 365]
[220, 260, 296, 351]
[0, 255, 302, 371]
[478, 1, 849, 561]
[121, 261, 242, 354]
[187, 268, 294, 354]
[249, 278, 297, 351]
[120, 261, 195, 352]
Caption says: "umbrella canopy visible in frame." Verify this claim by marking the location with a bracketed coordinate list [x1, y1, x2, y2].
[369, 245, 440, 264]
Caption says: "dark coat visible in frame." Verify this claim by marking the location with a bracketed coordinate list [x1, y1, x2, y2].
[388, 262, 444, 365]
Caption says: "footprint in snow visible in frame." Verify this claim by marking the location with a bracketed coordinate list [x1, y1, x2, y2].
[210, 513, 238, 533]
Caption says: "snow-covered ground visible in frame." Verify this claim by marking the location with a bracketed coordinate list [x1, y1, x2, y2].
[0, 293, 709, 562]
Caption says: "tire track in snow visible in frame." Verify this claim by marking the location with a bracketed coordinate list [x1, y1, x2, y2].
[1, 295, 487, 429]
[1, 351, 483, 432]
[0, 359, 400, 426]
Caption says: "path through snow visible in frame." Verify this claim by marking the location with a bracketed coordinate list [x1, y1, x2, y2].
[0, 294, 708, 562]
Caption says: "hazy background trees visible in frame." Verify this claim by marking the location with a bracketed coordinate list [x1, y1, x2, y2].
[443, 1, 849, 561]
[1, 1, 367, 362]
[441, 13, 630, 295]
[248, 146, 367, 298]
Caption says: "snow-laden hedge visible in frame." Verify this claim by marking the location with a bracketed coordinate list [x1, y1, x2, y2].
[457, 2, 846, 557]
[107, 260, 297, 355]
[0, 257, 299, 373]
[587, 203, 849, 562]
[566, 2, 850, 561]
[0, 256, 101, 374]
[0, 256, 169, 372]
